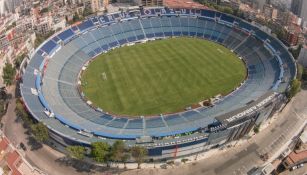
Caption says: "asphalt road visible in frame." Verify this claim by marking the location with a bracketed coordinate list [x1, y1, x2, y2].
[2, 86, 307, 175]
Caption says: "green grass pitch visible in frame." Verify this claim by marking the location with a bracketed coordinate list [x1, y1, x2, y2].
[81, 37, 246, 116]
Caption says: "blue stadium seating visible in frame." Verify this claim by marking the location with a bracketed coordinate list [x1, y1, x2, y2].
[77, 20, 95, 32]
[125, 119, 143, 129]
[57, 29, 75, 42]
[146, 117, 166, 128]
[201, 10, 215, 18]
[220, 14, 235, 24]
[40, 40, 58, 55]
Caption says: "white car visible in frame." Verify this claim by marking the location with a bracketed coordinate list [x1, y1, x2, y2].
[291, 166, 297, 171]
[297, 163, 304, 168]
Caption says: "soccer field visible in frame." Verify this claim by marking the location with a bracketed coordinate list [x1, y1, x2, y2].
[81, 37, 246, 116]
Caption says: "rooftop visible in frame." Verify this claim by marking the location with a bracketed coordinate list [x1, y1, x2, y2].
[0, 137, 9, 152]
[164, 0, 208, 9]
[284, 150, 307, 165]
[6, 151, 22, 175]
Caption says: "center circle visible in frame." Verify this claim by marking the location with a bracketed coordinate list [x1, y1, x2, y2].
[80, 37, 247, 116]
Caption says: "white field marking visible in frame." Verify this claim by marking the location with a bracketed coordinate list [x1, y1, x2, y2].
[101, 72, 107, 80]
[217, 48, 224, 54]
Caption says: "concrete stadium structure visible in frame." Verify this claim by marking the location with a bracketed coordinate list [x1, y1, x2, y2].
[20, 7, 296, 160]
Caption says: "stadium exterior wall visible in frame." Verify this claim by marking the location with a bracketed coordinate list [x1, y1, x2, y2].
[44, 92, 285, 160]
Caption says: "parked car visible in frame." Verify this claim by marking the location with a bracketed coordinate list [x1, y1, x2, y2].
[297, 163, 304, 168]
[290, 166, 297, 171]
[20, 142, 26, 151]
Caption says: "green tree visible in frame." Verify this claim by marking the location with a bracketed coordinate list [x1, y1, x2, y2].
[253, 124, 260, 133]
[0, 87, 7, 100]
[2, 63, 16, 86]
[289, 45, 302, 60]
[297, 64, 303, 80]
[222, 7, 233, 15]
[83, 7, 93, 17]
[110, 140, 131, 168]
[73, 12, 81, 22]
[91, 142, 110, 163]
[122, 153, 130, 169]
[286, 79, 301, 99]
[15, 99, 28, 119]
[0, 101, 6, 117]
[31, 122, 49, 143]
[302, 67, 307, 81]
[40, 7, 49, 14]
[276, 28, 287, 41]
[14, 53, 26, 69]
[130, 146, 148, 169]
[15, 99, 34, 128]
[66, 145, 86, 160]
[110, 140, 125, 162]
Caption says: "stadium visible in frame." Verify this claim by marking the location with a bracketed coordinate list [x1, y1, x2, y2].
[20, 7, 296, 160]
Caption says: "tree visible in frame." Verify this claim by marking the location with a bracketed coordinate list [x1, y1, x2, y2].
[15, 99, 28, 119]
[110, 140, 132, 168]
[122, 153, 130, 169]
[253, 124, 260, 133]
[0, 87, 7, 100]
[72, 12, 80, 22]
[297, 64, 303, 81]
[302, 67, 307, 81]
[276, 28, 287, 41]
[0, 87, 8, 119]
[15, 99, 34, 128]
[286, 79, 301, 99]
[222, 7, 233, 15]
[130, 146, 148, 169]
[31, 122, 49, 143]
[83, 7, 93, 17]
[66, 145, 86, 160]
[289, 45, 302, 60]
[0, 100, 7, 118]
[40, 7, 49, 14]
[110, 140, 125, 162]
[14, 53, 26, 69]
[91, 142, 110, 163]
[2, 63, 16, 86]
